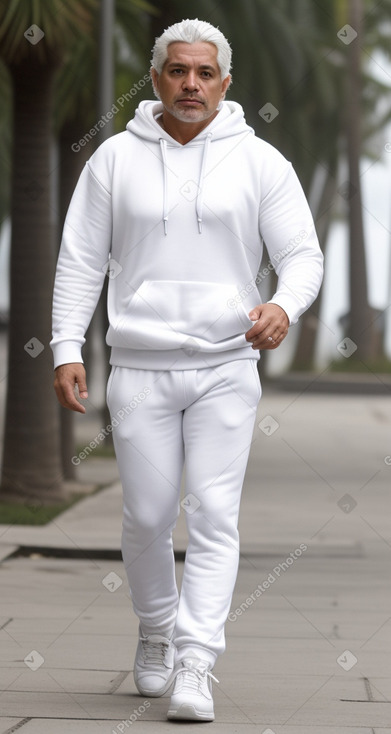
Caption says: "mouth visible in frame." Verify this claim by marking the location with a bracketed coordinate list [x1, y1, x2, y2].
[176, 98, 204, 106]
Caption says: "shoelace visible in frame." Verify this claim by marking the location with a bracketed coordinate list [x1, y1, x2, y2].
[141, 637, 169, 665]
[176, 661, 219, 693]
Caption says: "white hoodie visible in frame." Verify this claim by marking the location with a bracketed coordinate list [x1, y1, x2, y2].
[51, 100, 323, 370]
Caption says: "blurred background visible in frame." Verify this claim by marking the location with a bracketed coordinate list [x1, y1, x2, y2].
[0, 0, 391, 507]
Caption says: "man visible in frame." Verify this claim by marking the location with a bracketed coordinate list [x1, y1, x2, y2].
[51, 18, 323, 722]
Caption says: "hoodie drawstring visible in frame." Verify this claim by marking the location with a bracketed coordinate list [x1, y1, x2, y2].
[196, 132, 212, 234]
[159, 138, 169, 236]
[159, 133, 213, 236]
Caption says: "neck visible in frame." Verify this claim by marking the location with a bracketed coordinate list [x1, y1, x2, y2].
[159, 108, 219, 145]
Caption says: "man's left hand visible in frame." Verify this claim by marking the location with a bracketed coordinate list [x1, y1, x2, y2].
[245, 303, 289, 350]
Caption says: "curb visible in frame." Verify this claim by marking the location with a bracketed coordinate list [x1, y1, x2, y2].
[264, 371, 391, 395]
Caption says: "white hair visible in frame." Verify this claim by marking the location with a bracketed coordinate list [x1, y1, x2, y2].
[150, 18, 232, 80]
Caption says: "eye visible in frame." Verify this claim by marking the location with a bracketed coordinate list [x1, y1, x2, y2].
[170, 68, 184, 74]
[201, 71, 212, 78]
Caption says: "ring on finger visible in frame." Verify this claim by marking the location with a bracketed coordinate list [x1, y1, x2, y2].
[267, 336, 275, 343]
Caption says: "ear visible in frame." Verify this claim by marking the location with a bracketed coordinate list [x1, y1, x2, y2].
[221, 74, 232, 99]
[150, 67, 160, 98]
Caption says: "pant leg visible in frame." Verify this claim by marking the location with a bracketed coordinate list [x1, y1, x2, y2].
[173, 358, 262, 665]
[106, 365, 186, 637]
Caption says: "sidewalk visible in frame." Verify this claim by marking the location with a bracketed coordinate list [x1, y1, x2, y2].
[1, 390, 391, 732]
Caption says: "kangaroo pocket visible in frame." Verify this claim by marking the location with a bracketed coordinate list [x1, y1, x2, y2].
[110, 280, 256, 351]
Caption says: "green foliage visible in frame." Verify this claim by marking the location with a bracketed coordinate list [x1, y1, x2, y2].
[53, 0, 156, 131]
[328, 357, 391, 373]
[0, 0, 96, 65]
[0, 0, 158, 229]
[0, 494, 86, 525]
[187, 0, 391, 194]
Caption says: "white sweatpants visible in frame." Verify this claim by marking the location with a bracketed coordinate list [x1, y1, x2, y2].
[106, 358, 262, 666]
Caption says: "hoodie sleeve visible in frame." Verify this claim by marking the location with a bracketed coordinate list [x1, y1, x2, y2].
[50, 159, 112, 369]
[258, 161, 324, 325]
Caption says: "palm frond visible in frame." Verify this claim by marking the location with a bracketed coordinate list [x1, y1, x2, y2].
[0, 0, 96, 66]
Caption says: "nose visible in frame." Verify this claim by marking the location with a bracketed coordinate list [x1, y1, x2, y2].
[182, 71, 199, 92]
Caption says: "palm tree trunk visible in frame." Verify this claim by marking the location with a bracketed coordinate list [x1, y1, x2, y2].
[97, 0, 114, 440]
[150, 0, 177, 37]
[290, 170, 337, 370]
[347, 0, 374, 361]
[1, 59, 64, 502]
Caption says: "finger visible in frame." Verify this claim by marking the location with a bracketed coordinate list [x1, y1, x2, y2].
[55, 379, 86, 413]
[245, 320, 270, 342]
[246, 313, 283, 342]
[251, 316, 289, 343]
[251, 331, 286, 350]
[76, 375, 88, 400]
[60, 387, 86, 413]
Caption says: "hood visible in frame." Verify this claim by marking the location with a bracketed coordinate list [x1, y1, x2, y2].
[126, 100, 254, 233]
[126, 99, 252, 144]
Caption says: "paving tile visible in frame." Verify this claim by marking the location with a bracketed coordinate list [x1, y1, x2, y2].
[0, 394, 390, 730]
[11, 722, 379, 734]
[0, 720, 28, 734]
[214, 675, 365, 724]
[0, 668, 126, 694]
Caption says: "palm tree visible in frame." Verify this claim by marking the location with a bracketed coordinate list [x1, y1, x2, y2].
[0, 0, 157, 491]
[0, 62, 12, 228]
[0, 0, 95, 502]
[345, 0, 375, 361]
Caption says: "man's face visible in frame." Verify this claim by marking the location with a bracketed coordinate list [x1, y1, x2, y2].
[151, 41, 231, 125]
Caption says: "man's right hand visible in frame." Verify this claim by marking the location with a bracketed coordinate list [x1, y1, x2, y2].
[54, 363, 88, 413]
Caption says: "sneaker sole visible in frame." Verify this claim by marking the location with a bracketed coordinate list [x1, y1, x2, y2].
[167, 703, 214, 721]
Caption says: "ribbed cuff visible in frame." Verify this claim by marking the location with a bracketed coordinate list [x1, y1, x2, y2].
[51, 340, 84, 369]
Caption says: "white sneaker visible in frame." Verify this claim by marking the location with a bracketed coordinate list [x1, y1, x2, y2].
[167, 656, 219, 721]
[133, 628, 176, 697]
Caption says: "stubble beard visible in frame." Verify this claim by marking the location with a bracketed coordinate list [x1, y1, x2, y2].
[167, 100, 215, 124]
